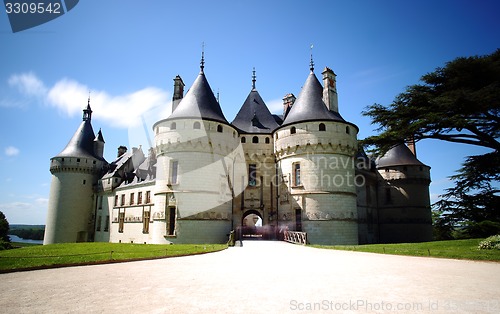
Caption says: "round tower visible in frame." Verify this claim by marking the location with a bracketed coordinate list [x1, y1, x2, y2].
[376, 144, 432, 243]
[152, 58, 242, 244]
[44, 101, 107, 244]
[274, 64, 359, 245]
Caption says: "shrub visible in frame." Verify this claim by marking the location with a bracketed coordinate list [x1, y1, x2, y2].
[478, 235, 500, 250]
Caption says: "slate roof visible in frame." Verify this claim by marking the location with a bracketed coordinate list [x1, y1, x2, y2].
[54, 120, 99, 159]
[281, 71, 346, 126]
[167, 72, 228, 124]
[231, 89, 279, 133]
[376, 144, 427, 168]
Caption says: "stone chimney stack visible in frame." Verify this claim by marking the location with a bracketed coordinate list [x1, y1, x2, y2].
[117, 145, 127, 158]
[172, 75, 185, 113]
[406, 136, 417, 157]
[322, 67, 338, 112]
[282, 93, 296, 119]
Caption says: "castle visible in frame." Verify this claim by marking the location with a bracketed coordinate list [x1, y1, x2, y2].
[43, 57, 433, 245]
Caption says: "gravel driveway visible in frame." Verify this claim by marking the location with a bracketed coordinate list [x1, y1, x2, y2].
[1, 241, 499, 313]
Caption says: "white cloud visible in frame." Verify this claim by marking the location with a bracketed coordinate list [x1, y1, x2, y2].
[5, 146, 20, 156]
[8, 72, 170, 128]
[0, 202, 32, 210]
[266, 98, 283, 115]
[8, 72, 47, 98]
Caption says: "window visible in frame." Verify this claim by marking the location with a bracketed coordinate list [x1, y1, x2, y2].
[138, 192, 143, 204]
[168, 207, 176, 235]
[248, 164, 257, 187]
[143, 211, 150, 233]
[171, 160, 178, 184]
[346, 126, 350, 134]
[130, 193, 135, 205]
[83, 179, 86, 185]
[193, 121, 201, 129]
[114, 195, 118, 207]
[171, 122, 176, 130]
[104, 216, 109, 232]
[98, 196, 103, 209]
[241, 136, 246, 143]
[252, 136, 259, 144]
[295, 208, 302, 232]
[290, 126, 296, 134]
[265, 137, 270, 144]
[96, 216, 102, 231]
[293, 163, 301, 186]
[77, 158, 81, 162]
[118, 211, 125, 233]
[146, 191, 151, 203]
[319, 123, 326, 131]
[120, 194, 125, 206]
[217, 125, 223, 133]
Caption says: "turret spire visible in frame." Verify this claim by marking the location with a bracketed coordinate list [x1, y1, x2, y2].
[83, 96, 92, 121]
[309, 44, 315, 72]
[252, 67, 256, 90]
[200, 42, 205, 73]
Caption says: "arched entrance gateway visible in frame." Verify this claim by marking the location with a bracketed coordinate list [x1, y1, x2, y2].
[240, 209, 275, 240]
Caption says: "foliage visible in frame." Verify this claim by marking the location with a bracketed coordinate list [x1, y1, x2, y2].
[0, 242, 227, 272]
[9, 228, 45, 241]
[362, 50, 500, 227]
[432, 209, 454, 240]
[0, 211, 11, 250]
[478, 235, 500, 250]
[362, 49, 500, 153]
[313, 238, 500, 261]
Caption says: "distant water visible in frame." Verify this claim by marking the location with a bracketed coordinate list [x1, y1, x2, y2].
[8, 234, 43, 245]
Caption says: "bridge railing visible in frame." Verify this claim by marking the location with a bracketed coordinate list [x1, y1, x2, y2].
[283, 230, 307, 245]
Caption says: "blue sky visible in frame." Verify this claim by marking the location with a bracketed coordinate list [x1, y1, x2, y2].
[0, 0, 499, 224]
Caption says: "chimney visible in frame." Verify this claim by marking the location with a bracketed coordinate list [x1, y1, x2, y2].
[282, 93, 296, 119]
[117, 145, 127, 158]
[406, 136, 417, 157]
[322, 67, 338, 112]
[172, 75, 185, 113]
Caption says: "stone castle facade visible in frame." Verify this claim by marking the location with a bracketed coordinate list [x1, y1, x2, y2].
[44, 60, 433, 245]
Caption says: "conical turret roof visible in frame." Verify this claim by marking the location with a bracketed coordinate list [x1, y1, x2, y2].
[167, 72, 228, 124]
[281, 71, 345, 126]
[55, 119, 97, 159]
[376, 144, 427, 168]
[232, 89, 279, 133]
[54, 103, 105, 160]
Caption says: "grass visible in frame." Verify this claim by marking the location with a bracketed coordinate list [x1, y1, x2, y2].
[312, 238, 500, 261]
[0, 242, 227, 272]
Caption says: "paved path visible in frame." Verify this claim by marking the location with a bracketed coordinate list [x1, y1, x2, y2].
[1, 241, 499, 313]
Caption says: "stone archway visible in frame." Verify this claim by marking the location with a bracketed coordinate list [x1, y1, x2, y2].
[241, 209, 263, 239]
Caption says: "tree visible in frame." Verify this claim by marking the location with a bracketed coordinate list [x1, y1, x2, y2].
[0, 211, 12, 250]
[362, 50, 500, 236]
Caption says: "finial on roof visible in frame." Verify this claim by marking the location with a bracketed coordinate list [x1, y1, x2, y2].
[83, 95, 92, 121]
[252, 67, 256, 90]
[200, 42, 205, 73]
[310, 44, 314, 72]
[217, 88, 220, 103]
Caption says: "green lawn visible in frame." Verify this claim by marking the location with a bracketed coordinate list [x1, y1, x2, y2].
[0, 242, 227, 272]
[312, 238, 500, 261]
